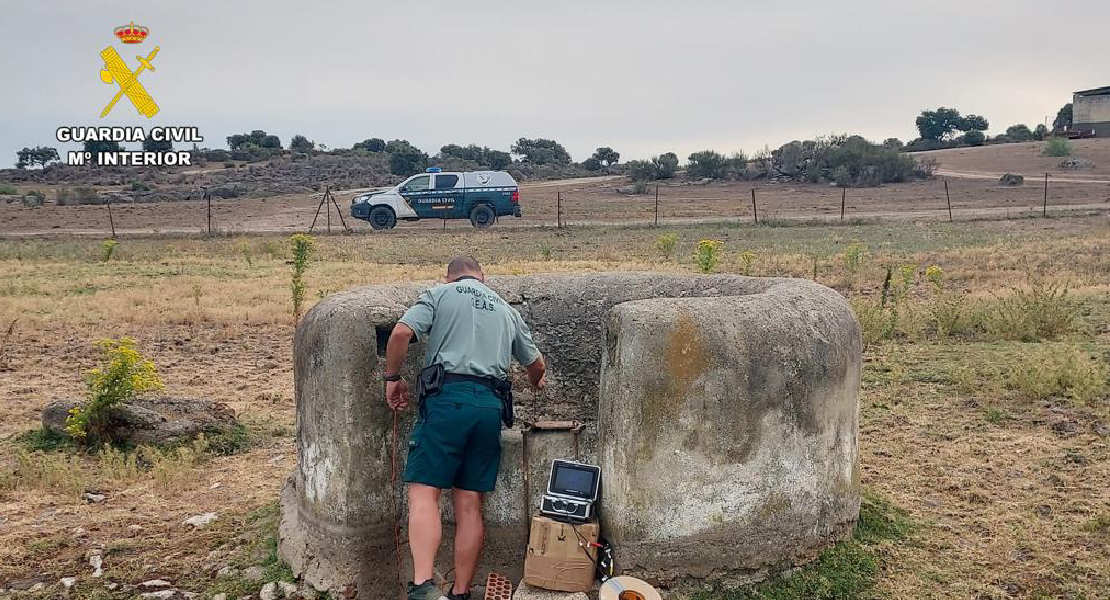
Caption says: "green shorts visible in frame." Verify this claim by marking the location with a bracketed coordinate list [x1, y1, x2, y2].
[403, 382, 503, 493]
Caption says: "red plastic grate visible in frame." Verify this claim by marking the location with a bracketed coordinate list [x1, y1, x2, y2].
[483, 572, 513, 600]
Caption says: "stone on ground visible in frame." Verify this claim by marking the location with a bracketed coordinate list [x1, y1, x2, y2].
[512, 582, 589, 600]
[998, 173, 1024, 186]
[41, 396, 237, 445]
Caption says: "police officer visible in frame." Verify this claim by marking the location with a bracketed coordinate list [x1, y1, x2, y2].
[385, 256, 546, 600]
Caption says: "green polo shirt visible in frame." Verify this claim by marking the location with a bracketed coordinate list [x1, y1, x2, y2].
[399, 277, 541, 384]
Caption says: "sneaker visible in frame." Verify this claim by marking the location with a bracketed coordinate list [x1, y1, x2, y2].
[407, 579, 445, 600]
[446, 590, 470, 600]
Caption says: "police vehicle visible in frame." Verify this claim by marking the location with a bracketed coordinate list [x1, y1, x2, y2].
[350, 168, 521, 230]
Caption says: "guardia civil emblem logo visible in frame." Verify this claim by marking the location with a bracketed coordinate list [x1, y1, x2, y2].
[99, 22, 160, 118]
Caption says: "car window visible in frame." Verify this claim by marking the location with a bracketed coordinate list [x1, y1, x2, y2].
[434, 174, 459, 190]
[402, 175, 431, 192]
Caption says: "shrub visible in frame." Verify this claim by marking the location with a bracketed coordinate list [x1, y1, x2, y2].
[1044, 138, 1072, 157]
[290, 233, 315, 319]
[1007, 344, 1108, 404]
[1005, 124, 1035, 142]
[0, 184, 17, 195]
[626, 160, 658, 182]
[656, 232, 678, 258]
[687, 150, 728, 180]
[987, 281, 1080, 341]
[653, 152, 680, 179]
[22, 190, 45, 207]
[693, 239, 722, 273]
[65, 339, 163, 446]
[739, 250, 756, 275]
[100, 239, 118, 262]
[963, 130, 986, 146]
[842, 241, 867, 275]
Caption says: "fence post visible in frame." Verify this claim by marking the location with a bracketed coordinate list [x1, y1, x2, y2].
[557, 191, 562, 229]
[840, 187, 846, 221]
[654, 185, 660, 227]
[944, 179, 953, 222]
[106, 195, 116, 239]
[205, 187, 212, 236]
[1043, 173, 1049, 217]
[751, 188, 758, 224]
[326, 185, 332, 234]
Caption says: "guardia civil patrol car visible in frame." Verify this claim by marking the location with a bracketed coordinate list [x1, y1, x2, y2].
[350, 168, 521, 230]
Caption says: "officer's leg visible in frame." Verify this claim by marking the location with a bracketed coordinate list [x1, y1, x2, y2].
[408, 483, 442, 585]
[451, 488, 484, 595]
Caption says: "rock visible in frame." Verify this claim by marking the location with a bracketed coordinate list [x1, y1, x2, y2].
[211, 482, 223, 490]
[106, 582, 120, 590]
[259, 582, 280, 600]
[183, 512, 218, 528]
[60, 577, 77, 588]
[140, 591, 181, 600]
[41, 396, 237, 446]
[84, 492, 106, 503]
[243, 566, 265, 582]
[512, 583, 588, 600]
[29, 582, 46, 592]
[90, 554, 104, 578]
[8, 578, 46, 591]
[213, 595, 228, 600]
[217, 566, 239, 578]
[278, 581, 298, 597]
[140, 579, 173, 588]
[998, 173, 1024, 186]
[1058, 158, 1095, 170]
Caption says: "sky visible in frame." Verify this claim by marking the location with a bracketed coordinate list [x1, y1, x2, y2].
[1, 0, 1107, 166]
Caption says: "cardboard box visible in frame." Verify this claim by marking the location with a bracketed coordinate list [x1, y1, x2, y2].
[522, 515, 599, 593]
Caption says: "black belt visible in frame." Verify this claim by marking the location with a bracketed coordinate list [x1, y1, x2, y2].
[419, 367, 514, 427]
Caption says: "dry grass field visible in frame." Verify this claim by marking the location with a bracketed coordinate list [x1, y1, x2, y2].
[2, 141, 1109, 237]
[0, 211, 1108, 599]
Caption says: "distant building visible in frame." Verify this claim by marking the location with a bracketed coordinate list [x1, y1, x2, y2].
[1073, 86, 1110, 137]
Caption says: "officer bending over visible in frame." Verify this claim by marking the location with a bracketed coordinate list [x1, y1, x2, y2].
[385, 256, 546, 600]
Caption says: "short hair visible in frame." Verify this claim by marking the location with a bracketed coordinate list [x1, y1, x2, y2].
[447, 255, 482, 279]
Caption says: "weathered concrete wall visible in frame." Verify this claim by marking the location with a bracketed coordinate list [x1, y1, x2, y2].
[599, 292, 861, 585]
[279, 273, 860, 598]
[1074, 93, 1110, 126]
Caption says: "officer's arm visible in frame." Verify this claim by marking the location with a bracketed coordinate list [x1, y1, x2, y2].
[385, 322, 415, 376]
[525, 355, 546, 389]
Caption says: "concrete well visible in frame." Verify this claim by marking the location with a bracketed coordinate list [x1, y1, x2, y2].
[278, 273, 860, 598]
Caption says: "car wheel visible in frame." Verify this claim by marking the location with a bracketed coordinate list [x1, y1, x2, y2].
[470, 204, 495, 228]
[369, 206, 397, 230]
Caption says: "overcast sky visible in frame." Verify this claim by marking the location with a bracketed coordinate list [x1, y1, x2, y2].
[1, 0, 1106, 166]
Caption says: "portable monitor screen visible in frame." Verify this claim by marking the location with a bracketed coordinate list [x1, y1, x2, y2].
[548, 460, 600, 500]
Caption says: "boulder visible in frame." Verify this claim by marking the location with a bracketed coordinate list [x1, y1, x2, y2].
[1058, 158, 1095, 170]
[998, 173, 1024, 186]
[41, 396, 236, 446]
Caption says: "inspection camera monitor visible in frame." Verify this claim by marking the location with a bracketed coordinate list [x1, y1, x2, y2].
[540, 459, 601, 522]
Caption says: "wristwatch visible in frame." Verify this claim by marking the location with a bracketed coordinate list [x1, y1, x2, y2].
[383, 373, 403, 382]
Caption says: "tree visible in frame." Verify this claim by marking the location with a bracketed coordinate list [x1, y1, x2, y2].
[439, 144, 512, 169]
[582, 157, 602, 171]
[882, 138, 904, 150]
[1033, 124, 1049, 141]
[227, 130, 281, 151]
[591, 147, 620, 167]
[1005, 124, 1034, 142]
[290, 135, 314, 152]
[1053, 104, 1073, 130]
[687, 150, 727, 180]
[962, 114, 989, 132]
[510, 138, 571, 165]
[626, 160, 657, 182]
[142, 138, 172, 153]
[15, 146, 60, 169]
[915, 108, 987, 141]
[385, 139, 428, 176]
[84, 140, 122, 155]
[963, 130, 986, 146]
[353, 138, 386, 152]
[653, 152, 679, 179]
